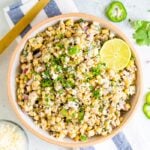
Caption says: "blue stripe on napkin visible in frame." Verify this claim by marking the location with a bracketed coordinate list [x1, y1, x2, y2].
[7, 7, 32, 37]
[112, 132, 133, 150]
[9, 0, 22, 10]
[44, 0, 61, 17]
[80, 146, 95, 150]
[20, 25, 32, 37]
[7, 7, 23, 24]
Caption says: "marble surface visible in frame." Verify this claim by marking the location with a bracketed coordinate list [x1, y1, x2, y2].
[0, 0, 150, 150]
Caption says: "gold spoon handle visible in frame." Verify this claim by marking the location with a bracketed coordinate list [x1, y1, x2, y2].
[0, 0, 50, 54]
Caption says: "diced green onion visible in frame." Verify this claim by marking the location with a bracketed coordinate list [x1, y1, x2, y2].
[56, 65, 63, 72]
[78, 109, 84, 121]
[80, 135, 87, 142]
[60, 108, 68, 117]
[77, 18, 84, 23]
[56, 43, 64, 49]
[42, 70, 50, 79]
[93, 90, 101, 99]
[68, 46, 80, 55]
[91, 64, 101, 76]
[62, 79, 75, 88]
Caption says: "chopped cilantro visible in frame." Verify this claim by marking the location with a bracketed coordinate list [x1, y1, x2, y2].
[71, 112, 76, 118]
[56, 43, 64, 49]
[57, 33, 64, 39]
[130, 20, 150, 46]
[91, 64, 101, 76]
[41, 79, 52, 87]
[66, 119, 71, 123]
[42, 70, 50, 79]
[45, 97, 51, 106]
[89, 86, 94, 91]
[56, 65, 63, 72]
[93, 90, 101, 99]
[51, 57, 61, 65]
[68, 97, 77, 102]
[78, 18, 84, 23]
[99, 107, 103, 112]
[68, 46, 80, 55]
[56, 76, 64, 82]
[58, 89, 64, 94]
[62, 79, 75, 88]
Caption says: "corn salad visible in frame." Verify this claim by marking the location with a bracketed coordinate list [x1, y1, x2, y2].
[16, 19, 136, 141]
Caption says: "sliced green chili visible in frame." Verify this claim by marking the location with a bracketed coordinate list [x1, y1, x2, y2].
[143, 103, 150, 119]
[146, 92, 150, 105]
[106, 1, 127, 22]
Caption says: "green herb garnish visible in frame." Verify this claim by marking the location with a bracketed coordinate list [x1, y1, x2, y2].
[42, 70, 50, 79]
[71, 112, 76, 118]
[68, 46, 80, 55]
[130, 20, 150, 46]
[62, 79, 75, 88]
[56, 65, 63, 72]
[45, 97, 51, 106]
[91, 64, 101, 76]
[78, 18, 84, 23]
[57, 33, 64, 39]
[58, 89, 64, 94]
[66, 119, 71, 123]
[80, 135, 87, 142]
[60, 108, 68, 117]
[56, 43, 64, 49]
[78, 108, 84, 121]
[68, 97, 77, 102]
[93, 90, 101, 99]
[51, 57, 61, 65]
[41, 79, 52, 87]
[89, 86, 94, 91]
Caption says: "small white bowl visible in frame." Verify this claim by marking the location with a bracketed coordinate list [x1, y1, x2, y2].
[0, 119, 28, 150]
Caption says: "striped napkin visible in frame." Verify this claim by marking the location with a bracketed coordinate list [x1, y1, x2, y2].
[3, 0, 133, 150]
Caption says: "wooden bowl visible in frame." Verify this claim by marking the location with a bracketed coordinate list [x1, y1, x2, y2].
[7, 13, 142, 147]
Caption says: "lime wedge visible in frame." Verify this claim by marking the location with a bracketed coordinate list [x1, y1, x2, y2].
[100, 38, 131, 70]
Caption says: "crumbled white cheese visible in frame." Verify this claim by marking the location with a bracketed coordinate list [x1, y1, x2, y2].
[0, 121, 27, 150]
[51, 73, 58, 80]
[29, 91, 38, 104]
[65, 101, 79, 110]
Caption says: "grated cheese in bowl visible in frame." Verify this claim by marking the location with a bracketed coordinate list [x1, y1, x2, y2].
[0, 120, 28, 150]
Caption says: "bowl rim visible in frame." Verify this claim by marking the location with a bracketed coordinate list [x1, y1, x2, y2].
[7, 13, 143, 147]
